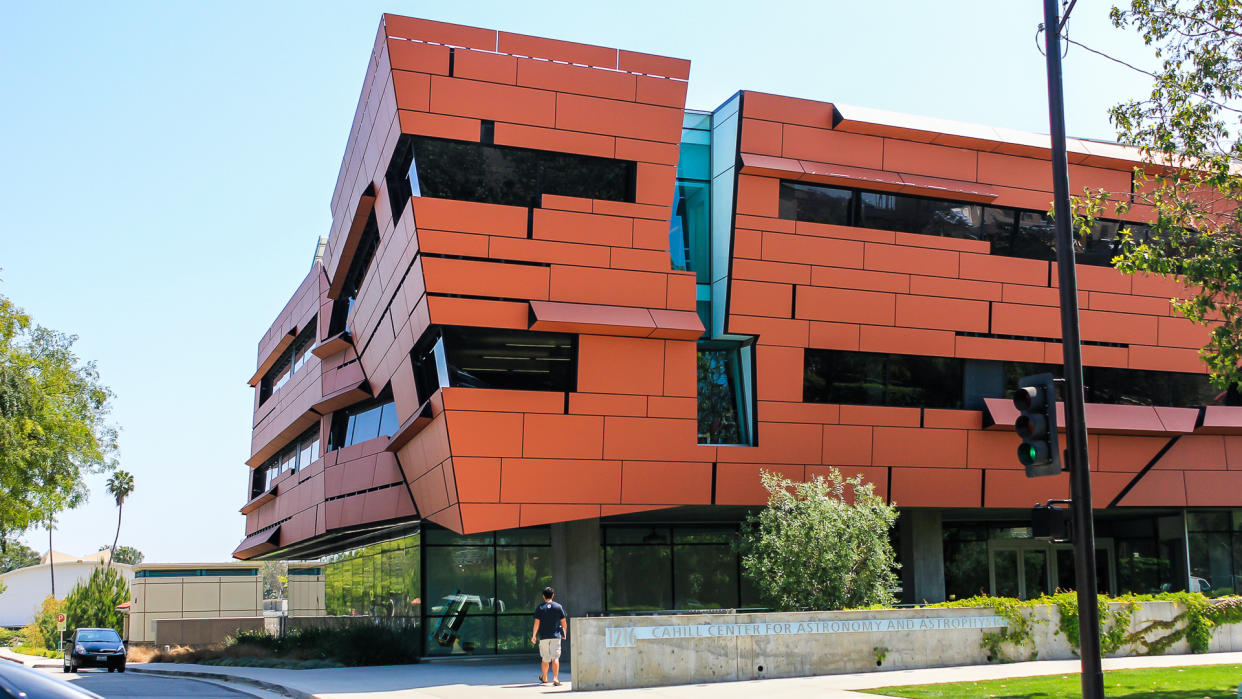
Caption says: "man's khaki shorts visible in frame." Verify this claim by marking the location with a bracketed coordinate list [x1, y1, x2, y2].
[538, 638, 562, 662]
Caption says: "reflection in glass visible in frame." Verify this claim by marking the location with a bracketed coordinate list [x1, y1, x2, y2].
[859, 192, 981, 239]
[779, 182, 852, 226]
[442, 327, 576, 393]
[420, 525, 551, 656]
[410, 136, 636, 208]
[497, 615, 535, 654]
[944, 539, 988, 600]
[1013, 212, 1057, 261]
[495, 547, 552, 613]
[981, 207, 1016, 254]
[605, 545, 672, 610]
[427, 614, 495, 656]
[1116, 539, 1163, 594]
[804, 349, 964, 408]
[1023, 550, 1048, 599]
[670, 180, 710, 283]
[674, 544, 738, 609]
[993, 550, 1019, 598]
[698, 347, 743, 444]
[1188, 532, 1234, 596]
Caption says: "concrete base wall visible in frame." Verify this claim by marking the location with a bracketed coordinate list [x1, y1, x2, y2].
[570, 601, 1237, 691]
[153, 617, 265, 646]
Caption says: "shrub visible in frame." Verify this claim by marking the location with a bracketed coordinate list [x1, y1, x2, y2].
[0, 627, 21, 647]
[63, 567, 128, 635]
[739, 468, 899, 611]
[28, 596, 63, 649]
[131, 623, 420, 667]
[228, 624, 421, 666]
[13, 645, 63, 659]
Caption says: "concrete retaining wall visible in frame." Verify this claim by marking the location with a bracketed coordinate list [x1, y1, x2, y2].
[153, 617, 265, 646]
[570, 602, 1242, 691]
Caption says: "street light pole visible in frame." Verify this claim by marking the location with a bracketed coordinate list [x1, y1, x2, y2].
[1041, 1, 1105, 697]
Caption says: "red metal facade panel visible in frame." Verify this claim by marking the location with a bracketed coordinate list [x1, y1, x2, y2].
[238, 17, 1233, 558]
[729, 89, 1224, 517]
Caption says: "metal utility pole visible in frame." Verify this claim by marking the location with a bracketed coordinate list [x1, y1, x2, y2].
[1041, 1, 1104, 697]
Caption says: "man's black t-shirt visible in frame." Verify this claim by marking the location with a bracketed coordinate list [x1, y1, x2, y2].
[534, 601, 566, 639]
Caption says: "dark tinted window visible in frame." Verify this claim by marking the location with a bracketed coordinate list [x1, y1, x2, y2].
[442, 327, 576, 392]
[260, 318, 318, 404]
[329, 389, 398, 451]
[76, 629, 121, 643]
[385, 136, 415, 221]
[412, 335, 442, 404]
[778, 181, 852, 225]
[981, 206, 1017, 254]
[1002, 361, 1218, 407]
[1079, 219, 1122, 266]
[774, 179, 1147, 267]
[859, 192, 982, 240]
[1013, 211, 1056, 261]
[409, 137, 635, 208]
[698, 345, 745, 444]
[328, 212, 380, 336]
[252, 425, 320, 498]
[803, 349, 964, 409]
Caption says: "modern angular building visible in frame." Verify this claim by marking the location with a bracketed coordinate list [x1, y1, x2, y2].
[237, 14, 1242, 655]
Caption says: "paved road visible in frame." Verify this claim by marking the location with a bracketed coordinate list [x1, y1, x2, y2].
[38, 668, 260, 697]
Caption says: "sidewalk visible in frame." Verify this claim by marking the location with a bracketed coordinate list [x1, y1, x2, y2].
[0, 647, 60, 669]
[126, 650, 1242, 698]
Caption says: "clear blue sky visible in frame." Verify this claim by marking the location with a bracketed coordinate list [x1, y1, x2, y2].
[0, 1, 1156, 562]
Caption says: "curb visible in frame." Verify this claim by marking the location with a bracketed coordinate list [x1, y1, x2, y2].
[128, 666, 315, 699]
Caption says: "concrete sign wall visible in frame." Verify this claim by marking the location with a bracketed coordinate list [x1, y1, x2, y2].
[571, 603, 1242, 691]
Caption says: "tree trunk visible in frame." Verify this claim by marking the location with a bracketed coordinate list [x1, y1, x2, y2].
[48, 526, 55, 598]
[108, 503, 123, 570]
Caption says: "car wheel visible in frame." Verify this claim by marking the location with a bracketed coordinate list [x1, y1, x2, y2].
[107, 667, 115, 673]
[118, 665, 125, 673]
[62, 663, 70, 674]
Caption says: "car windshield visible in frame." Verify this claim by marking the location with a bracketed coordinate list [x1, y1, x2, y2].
[76, 629, 121, 643]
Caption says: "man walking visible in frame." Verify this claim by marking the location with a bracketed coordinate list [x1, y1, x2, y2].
[531, 586, 567, 686]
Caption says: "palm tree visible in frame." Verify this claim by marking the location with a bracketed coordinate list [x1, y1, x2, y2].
[104, 471, 134, 570]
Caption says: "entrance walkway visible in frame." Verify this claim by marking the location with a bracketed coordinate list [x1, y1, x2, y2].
[127, 650, 1242, 698]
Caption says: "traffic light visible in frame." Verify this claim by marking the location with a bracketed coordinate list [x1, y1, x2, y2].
[1013, 373, 1061, 477]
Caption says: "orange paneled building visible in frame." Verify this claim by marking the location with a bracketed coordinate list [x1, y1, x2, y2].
[238, 15, 1242, 655]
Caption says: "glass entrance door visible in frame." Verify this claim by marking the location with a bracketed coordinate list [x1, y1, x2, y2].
[988, 541, 1050, 600]
[989, 539, 1115, 598]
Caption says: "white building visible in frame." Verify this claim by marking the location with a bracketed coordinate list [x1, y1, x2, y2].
[0, 551, 134, 628]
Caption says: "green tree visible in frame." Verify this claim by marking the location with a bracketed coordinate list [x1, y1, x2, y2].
[261, 560, 288, 600]
[697, 350, 741, 443]
[738, 468, 899, 611]
[63, 567, 128, 635]
[29, 595, 64, 649]
[0, 290, 117, 538]
[98, 544, 143, 565]
[1089, 2, 1242, 389]
[103, 470, 134, 569]
[0, 539, 39, 573]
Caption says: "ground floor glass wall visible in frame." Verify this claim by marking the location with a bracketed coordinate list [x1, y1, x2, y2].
[323, 534, 421, 618]
[423, 525, 551, 656]
[602, 525, 762, 612]
[943, 513, 1188, 601]
[1187, 510, 1242, 596]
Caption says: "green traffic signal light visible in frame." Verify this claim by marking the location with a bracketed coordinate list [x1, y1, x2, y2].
[1013, 373, 1061, 477]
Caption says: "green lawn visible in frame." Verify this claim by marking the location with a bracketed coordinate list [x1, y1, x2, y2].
[862, 664, 1242, 698]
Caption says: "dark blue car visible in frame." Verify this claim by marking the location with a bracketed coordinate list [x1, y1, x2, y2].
[62, 628, 126, 674]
